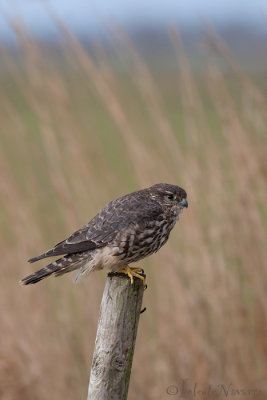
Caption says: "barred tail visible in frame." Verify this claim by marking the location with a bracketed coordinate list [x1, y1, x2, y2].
[20, 253, 87, 285]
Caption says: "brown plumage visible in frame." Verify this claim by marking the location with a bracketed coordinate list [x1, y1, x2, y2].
[21, 183, 188, 285]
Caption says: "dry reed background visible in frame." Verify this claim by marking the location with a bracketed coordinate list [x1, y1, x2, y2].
[0, 17, 267, 400]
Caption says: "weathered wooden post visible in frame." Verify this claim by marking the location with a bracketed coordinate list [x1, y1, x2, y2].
[87, 272, 145, 400]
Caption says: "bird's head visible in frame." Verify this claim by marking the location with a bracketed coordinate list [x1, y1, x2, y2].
[148, 183, 188, 211]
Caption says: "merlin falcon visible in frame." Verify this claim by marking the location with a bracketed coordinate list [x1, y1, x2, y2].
[21, 183, 188, 285]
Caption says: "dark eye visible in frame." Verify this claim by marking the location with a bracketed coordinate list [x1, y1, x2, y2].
[167, 194, 176, 200]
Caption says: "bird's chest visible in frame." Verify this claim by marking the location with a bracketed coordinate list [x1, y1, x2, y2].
[114, 216, 174, 263]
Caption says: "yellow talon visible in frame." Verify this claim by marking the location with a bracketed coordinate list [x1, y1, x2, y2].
[119, 266, 146, 286]
[130, 267, 144, 274]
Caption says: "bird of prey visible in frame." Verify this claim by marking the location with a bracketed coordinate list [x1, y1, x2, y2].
[21, 183, 188, 286]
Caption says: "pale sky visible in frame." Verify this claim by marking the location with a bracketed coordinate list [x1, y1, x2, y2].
[0, 0, 266, 40]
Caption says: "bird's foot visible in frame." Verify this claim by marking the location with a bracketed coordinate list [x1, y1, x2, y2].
[130, 267, 144, 274]
[131, 268, 147, 288]
[119, 266, 146, 286]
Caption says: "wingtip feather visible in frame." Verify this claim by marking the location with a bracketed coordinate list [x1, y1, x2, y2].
[28, 254, 45, 263]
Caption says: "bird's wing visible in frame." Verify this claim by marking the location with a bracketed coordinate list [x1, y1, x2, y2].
[28, 193, 163, 263]
[28, 209, 110, 263]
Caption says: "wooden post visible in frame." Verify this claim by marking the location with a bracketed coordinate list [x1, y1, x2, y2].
[87, 272, 145, 400]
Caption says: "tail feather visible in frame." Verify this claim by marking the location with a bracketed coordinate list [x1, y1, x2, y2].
[20, 262, 61, 285]
[20, 253, 88, 285]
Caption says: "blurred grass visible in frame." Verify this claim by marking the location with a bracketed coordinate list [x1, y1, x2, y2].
[0, 17, 267, 400]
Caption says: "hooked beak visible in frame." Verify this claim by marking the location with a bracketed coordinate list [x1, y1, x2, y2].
[179, 198, 188, 208]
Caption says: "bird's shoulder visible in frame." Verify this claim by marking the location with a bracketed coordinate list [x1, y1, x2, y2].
[69, 192, 164, 242]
